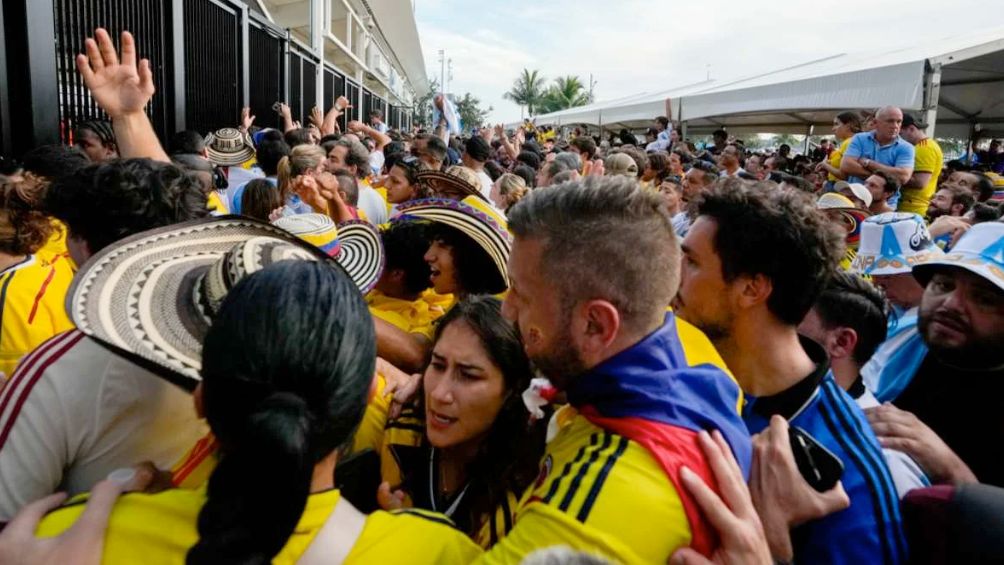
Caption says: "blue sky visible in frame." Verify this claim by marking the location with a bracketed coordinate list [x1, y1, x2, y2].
[413, 0, 1004, 123]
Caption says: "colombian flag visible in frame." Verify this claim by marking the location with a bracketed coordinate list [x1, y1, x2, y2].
[567, 312, 752, 558]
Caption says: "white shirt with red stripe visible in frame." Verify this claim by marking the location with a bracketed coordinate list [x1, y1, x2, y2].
[0, 330, 208, 520]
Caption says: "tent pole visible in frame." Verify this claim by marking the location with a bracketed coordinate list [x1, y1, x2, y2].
[922, 62, 942, 138]
[803, 124, 813, 154]
[598, 110, 603, 139]
[681, 121, 688, 140]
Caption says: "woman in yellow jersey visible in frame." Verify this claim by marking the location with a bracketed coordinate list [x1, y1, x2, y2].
[815, 111, 862, 187]
[35, 260, 481, 564]
[369, 296, 545, 548]
[0, 173, 74, 375]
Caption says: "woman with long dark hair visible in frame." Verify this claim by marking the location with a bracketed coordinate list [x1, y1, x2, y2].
[375, 296, 546, 548]
[35, 261, 481, 563]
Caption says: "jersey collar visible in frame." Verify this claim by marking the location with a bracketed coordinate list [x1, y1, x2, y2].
[745, 337, 830, 421]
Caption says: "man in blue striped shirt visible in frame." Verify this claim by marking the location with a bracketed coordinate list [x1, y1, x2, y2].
[675, 178, 907, 564]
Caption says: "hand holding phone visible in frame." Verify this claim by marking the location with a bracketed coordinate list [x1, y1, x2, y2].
[789, 426, 844, 492]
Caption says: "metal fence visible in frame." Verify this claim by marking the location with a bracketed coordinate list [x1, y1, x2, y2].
[0, 0, 415, 158]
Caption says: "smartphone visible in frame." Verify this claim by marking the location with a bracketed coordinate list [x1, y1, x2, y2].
[789, 426, 844, 492]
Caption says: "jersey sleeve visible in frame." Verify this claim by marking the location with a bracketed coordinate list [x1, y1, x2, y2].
[350, 373, 391, 455]
[895, 143, 916, 169]
[0, 337, 82, 520]
[913, 143, 938, 173]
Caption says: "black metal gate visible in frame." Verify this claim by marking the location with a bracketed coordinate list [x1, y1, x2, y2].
[0, 0, 412, 157]
[248, 17, 285, 131]
[183, 0, 241, 135]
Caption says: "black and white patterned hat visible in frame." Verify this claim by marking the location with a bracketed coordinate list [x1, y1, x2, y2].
[66, 216, 356, 388]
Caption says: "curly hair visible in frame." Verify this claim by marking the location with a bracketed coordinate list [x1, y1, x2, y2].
[45, 159, 210, 255]
[694, 178, 844, 324]
[0, 173, 54, 256]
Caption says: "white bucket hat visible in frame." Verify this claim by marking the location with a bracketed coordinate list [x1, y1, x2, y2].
[913, 222, 1004, 292]
[852, 212, 943, 276]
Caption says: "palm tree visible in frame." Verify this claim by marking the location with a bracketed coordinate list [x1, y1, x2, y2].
[503, 69, 546, 117]
[538, 76, 593, 114]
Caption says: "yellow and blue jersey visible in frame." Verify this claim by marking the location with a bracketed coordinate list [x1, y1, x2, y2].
[0, 255, 75, 375]
[480, 312, 751, 563]
[35, 486, 482, 564]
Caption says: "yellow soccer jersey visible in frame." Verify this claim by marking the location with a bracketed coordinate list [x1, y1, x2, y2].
[477, 409, 691, 564]
[36, 487, 481, 564]
[35, 220, 73, 268]
[366, 289, 443, 341]
[828, 138, 852, 182]
[0, 255, 75, 375]
[207, 191, 229, 215]
[899, 138, 943, 216]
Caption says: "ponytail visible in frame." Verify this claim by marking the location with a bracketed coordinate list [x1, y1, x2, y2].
[188, 261, 375, 564]
[277, 156, 293, 202]
[187, 393, 314, 564]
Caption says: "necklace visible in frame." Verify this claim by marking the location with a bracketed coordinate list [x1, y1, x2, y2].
[428, 448, 470, 518]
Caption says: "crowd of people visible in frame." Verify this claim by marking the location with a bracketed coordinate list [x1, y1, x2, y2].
[0, 27, 1002, 564]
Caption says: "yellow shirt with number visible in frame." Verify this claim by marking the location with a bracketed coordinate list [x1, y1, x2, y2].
[899, 138, 943, 216]
[36, 487, 481, 564]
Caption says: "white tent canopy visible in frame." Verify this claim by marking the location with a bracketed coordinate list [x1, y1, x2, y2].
[529, 25, 1004, 138]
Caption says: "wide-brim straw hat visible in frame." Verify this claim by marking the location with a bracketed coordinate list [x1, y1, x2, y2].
[205, 128, 256, 167]
[66, 216, 364, 389]
[817, 193, 871, 247]
[272, 214, 384, 294]
[417, 170, 486, 201]
[392, 196, 510, 292]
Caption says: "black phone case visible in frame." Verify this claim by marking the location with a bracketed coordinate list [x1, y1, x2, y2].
[789, 426, 845, 492]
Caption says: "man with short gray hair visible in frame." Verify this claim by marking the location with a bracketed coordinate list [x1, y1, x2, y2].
[840, 106, 915, 207]
[483, 176, 752, 563]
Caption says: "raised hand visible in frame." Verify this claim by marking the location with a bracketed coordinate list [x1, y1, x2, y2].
[76, 29, 154, 118]
[240, 107, 256, 132]
[335, 96, 352, 112]
[309, 106, 324, 130]
[346, 120, 366, 134]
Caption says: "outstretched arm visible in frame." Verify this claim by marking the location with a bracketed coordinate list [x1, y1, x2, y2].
[76, 29, 168, 163]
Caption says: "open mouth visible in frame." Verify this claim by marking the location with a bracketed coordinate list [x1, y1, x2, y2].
[427, 408, 457, 430]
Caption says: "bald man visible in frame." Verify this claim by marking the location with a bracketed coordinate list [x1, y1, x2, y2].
[840, 106, 915, 207]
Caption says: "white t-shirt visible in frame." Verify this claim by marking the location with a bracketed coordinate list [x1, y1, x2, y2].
[358, 184, 388, 225]
[477, 170, 494, 201]
[0, 331, 208, 520]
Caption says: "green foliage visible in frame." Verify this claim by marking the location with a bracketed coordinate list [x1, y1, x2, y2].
[537, 75, 593, 114]
[455, 92, 492, 130]
[503, 69, 547, 116]
[411, 78, 440, 128]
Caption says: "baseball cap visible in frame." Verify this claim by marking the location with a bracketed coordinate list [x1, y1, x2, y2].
[834, 181, 873, 209]
[901, 113, 929, 130]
